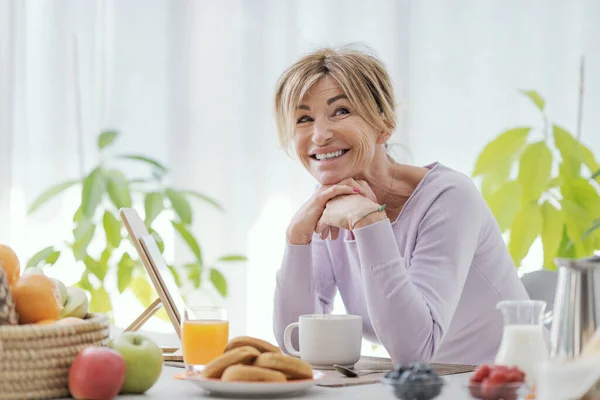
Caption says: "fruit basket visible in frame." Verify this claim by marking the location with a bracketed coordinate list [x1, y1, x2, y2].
[0, 312, 111, 400]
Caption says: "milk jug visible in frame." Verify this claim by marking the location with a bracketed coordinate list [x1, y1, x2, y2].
[494, 300, 549, 384]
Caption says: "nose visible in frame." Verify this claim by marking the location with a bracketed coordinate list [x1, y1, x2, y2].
[312, 118, 333, 145]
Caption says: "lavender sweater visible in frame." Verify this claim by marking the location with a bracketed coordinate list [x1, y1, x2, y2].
[273, 163, 530, 365]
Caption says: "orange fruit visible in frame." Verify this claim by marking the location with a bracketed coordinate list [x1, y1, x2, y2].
[11, 273, 61, 324]
[0, 244, 21, 286]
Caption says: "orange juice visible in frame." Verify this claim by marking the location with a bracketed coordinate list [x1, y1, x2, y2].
[182, 319, 229, 365]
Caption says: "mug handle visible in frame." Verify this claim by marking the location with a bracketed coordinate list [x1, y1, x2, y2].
[283, 322, 301, 357]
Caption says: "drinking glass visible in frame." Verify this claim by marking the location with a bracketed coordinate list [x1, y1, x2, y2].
[181, 306, 229, 373]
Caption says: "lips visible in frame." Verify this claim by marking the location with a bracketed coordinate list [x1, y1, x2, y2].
[310, 149, 350, 161]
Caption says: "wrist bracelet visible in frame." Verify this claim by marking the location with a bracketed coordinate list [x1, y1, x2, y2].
[351, 204, 386, 230]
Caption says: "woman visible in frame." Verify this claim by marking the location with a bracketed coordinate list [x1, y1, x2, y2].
[271, 46, 530, 365]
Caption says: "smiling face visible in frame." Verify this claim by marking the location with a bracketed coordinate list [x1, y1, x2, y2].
[294, 76, 387, 185]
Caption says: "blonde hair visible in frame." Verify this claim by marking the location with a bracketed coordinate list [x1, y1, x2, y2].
[274, 45, 397, 152]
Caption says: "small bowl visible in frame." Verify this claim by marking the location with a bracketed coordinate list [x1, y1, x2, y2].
[381, 376, 446, 400]
[465, 381, 529, 400]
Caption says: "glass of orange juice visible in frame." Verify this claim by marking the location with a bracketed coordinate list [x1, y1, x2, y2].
[181, 305, 229, 373]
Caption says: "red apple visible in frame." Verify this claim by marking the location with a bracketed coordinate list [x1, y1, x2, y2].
[69, 346, 126, 400]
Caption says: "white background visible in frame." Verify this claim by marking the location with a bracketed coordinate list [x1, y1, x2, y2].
[1, 0, 599, 357]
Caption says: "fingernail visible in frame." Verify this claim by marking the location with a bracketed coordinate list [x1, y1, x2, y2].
[353, 188, 360, 193]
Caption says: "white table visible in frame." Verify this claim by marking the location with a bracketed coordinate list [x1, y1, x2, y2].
[115, 366, 473, 399]
[96, 328, 474, 399]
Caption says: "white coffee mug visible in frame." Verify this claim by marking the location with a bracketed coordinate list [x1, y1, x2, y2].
[283, 314, 362, 368]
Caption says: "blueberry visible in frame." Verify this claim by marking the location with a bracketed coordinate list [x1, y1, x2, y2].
[385, 370, 402, 381]
[410, 362, 433, 374]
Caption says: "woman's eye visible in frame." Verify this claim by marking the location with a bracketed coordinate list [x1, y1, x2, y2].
[334, 107, 350, 116]
[296, 115, 312, 124]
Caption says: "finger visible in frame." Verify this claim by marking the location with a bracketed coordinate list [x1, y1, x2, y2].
[338, 178, 362, 191]
[320, 225, 330, 241]
[315, 218, 327, 237]
[330, 226, 340, 241]
[317, 184, 360, 206]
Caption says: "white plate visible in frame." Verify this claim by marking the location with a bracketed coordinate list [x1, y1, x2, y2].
[184, 370, 325, 397]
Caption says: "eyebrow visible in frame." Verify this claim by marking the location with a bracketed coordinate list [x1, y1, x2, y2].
[298, 94, 348, 111]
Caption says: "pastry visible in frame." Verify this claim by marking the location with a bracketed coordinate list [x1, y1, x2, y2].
[202, 346, 261, 379]
[253, 352, 313, 380]
[223, 336, 281, 354]
[221, 365, 287, 383]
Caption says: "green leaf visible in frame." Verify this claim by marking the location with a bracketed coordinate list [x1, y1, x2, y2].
[166, 189, 192, 224]
[46, 250, 60, 265]
[144, 192, 164, 227]
[131, 275, 155, 308]
[473, 127, 531, 177]
[117, 252, 135, 293]
[171, 221, 202, 263]
[547, 176, 562, 189]
[520, 90, 545, 111]
[105, 169, 132, 209]
[103, 211, 122, 248]
[481, 160, 512, 200]
[98, 131, 119, 150]
[557, 225, 577, 259]
[554, 125, 581, 177]
[81, 167, 106, 219]
[72, 221, 96, 261]
[168, 265, 182, 288]
[561, 177, 600, 217]
[517, 141, 553, 204]
[117, 154, 168, 174]
[508, 203, 542, 267]
[486, 181, 522, 232]
[28, 180, 79, 214]
[580, 143, 599, 175]
[218, 255, 248, 262]
[26, 247, 55, 269]
[182, 190, 224, 212]
[84, 255, 107, 282]
[100, 248, 111, 266]
[592, 169, 600, 182]
[185, 263, 202, 288]
[75, 272, 93, 292]
[89, 287, 112, 313]
[562, 199, 598, 256]
[209, 268, 227, 297]
[583, 219, 600, 241]
[148, 228, 165, 253]
[540, 202, 564, 270]
[73, 205, 84, 223]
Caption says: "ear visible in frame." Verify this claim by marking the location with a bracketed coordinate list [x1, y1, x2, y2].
[376, 129, 392, 145]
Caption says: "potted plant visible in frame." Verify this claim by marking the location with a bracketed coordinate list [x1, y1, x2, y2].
[472, 90, 600, 269]
[26, 130, 246, 318]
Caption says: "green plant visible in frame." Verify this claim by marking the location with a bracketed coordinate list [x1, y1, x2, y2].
[26, 130, 246, 317]
[472, 90, 600, 269]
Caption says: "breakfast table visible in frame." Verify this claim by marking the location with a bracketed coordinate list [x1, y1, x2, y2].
[114, 365, 473, 399]
[56, 328, 476, 400]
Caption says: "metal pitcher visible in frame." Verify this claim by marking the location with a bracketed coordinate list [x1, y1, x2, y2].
[550, 254, 600, 360]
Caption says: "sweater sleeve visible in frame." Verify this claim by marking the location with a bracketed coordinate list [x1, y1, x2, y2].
[354, 183, 484, 364]
[273, 234, 337, 352]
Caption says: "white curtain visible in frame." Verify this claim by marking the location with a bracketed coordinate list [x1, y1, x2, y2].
[1, 0, 598, 356]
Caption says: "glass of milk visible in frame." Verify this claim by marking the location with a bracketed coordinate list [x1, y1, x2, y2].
[494, 300, 549, 385]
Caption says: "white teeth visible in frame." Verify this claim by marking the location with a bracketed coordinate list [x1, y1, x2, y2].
[315, 150, 345, 161]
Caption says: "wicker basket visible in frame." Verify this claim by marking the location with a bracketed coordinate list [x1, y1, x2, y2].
[0, 313, 111, 400]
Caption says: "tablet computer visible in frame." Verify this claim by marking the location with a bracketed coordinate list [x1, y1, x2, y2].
[119, 207, 183, 339]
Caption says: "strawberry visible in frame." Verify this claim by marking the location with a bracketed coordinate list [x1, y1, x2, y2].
[470, 364, 491, 383]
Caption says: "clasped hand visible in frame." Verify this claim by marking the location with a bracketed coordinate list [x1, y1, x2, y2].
[286, 178, 382, 245]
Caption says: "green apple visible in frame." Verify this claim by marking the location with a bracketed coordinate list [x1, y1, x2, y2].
[110, 332, 163, 394]
[52, 278, 68, 306]
[60, 287, 89, 319]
